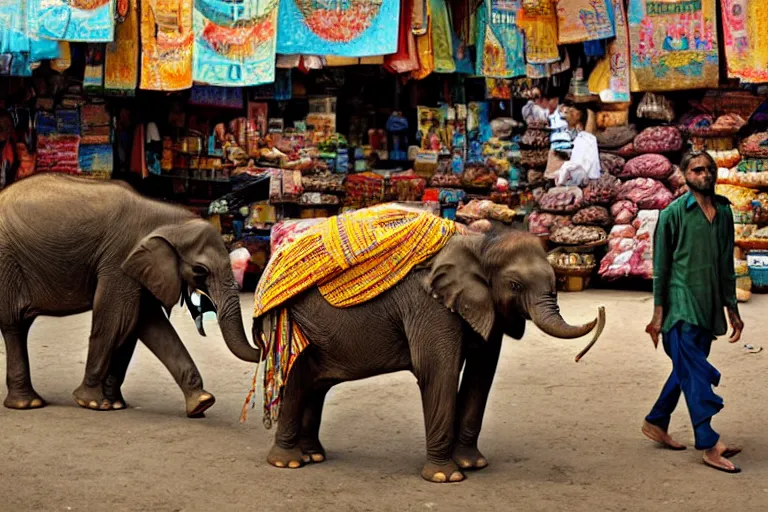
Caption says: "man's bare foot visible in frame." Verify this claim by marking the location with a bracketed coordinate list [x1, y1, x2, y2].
[703, 441, 741, 473]
[641, 421, 687, 450]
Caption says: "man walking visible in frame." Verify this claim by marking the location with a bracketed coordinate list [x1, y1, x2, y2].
[642, 150, 745, 473]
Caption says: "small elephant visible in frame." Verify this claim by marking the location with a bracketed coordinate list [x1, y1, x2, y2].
[0, 174, 262, 416]
[254, 228, 602, 482]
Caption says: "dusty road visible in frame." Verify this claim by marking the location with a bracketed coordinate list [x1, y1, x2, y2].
[1, 290, 767, 512]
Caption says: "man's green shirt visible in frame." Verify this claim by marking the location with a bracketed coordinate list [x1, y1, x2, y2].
[653, 192, 737, 336]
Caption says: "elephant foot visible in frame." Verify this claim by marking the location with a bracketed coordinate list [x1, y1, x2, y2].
[185, 390, 215, 418]
[421, 461, 465, 483]
[299, 438, 327, 464]
[267, 444, 306, 469]
[453, 444, 489, 470]
[4, 390, 46, 410]
[72, 384, 122, 411]
[102, 378, 128, 410]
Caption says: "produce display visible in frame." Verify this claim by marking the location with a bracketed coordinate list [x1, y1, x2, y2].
[550, 225, 607, 245]
[739, 132, 768, 158]
[619, 154, 672, 180]
[583, 173, 619, 205]
[528, 211, 572, 235]
[599, 153, 625, 176]
[618, 178, 674, 210]
[573, 206, 611, 226]
[538, 186, 584, 213]
[633, 126, 683, 154]
[611, 200, 638, 224]
[456, 199, 518, 224]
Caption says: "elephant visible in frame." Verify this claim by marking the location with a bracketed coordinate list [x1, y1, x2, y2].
[253, 226, 603, 483]
[0, 174, 262, 416]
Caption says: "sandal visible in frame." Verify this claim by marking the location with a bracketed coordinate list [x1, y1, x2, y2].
[703, 456, 741, 474]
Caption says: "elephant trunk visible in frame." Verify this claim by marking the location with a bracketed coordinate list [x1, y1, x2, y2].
[531, 292, 597, 339]
[212, 285, 263, 363]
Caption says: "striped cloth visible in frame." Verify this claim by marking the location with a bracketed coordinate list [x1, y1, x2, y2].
[245, 204, 456, 427]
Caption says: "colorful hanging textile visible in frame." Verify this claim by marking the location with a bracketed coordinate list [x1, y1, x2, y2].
[516, 0, 559, 64]
[0, 0, 60, 75]
[83, 44, 105, 92]
[412, 0, 434, 80]
[430, 0, 455, 73]
[526, 46, 570, 79]
[721, 0, 768, 84]
[250, 205, 456, 426]
[105, 0, 139, 93]
[556, 0, 615, 44]
[140, 0, 193, 91]
[276, 0, 400, 57]
[598, 0, 630, 102]
[26, 0, 115, 42]
[192, 0, 278, 86]
[475, 0, 525, 78]
[628, 0, 719, 91]
[384, 0, 420, 73]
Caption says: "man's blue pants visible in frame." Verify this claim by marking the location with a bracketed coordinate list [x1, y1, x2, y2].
[645, 321, 724, 450]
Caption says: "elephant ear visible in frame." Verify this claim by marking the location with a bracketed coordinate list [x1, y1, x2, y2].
[122, 230, 182, 312]
[423, 238, 495, 341]
[504, 315, 526, 340]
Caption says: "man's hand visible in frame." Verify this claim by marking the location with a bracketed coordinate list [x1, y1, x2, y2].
[646, 306, 664, 349]
[727, 306, 744, 344]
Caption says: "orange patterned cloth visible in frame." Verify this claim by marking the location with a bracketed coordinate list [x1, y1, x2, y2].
[140, 0, 193, 90]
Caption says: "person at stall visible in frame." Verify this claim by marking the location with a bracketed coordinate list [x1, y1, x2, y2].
[643, 150, 745, 474]
[554, 104, 599, 186]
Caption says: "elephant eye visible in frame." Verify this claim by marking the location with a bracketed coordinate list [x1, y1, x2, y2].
[511, 282, 522, 291]
[192, 265, 209, 277]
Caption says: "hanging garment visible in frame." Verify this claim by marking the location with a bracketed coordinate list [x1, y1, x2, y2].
[597, 0, 630, 102]
[192, 0, 278, 86]
[628, 0, 719, 91]
[556, 0, 615, 45]
[277, 0, 400, 57]
[384, 0, 420, 73]
[412, 0, 434, 80]
[105, 0, 139, 92]
[0, 0, 60, 75]
[526, 45, 570, 79]
[26, 0, 115, 42]
[517, 0, 560, 64]
[721, 0, 768, 83]
[475, 0, 526, 78]
[430, 0, 456, 73]
[139, 0, 194, 91]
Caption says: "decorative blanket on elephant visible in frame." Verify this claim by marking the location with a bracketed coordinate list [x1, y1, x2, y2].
[242, 204, 456, 427]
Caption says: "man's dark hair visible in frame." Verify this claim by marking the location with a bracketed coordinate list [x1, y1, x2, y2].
[680, 150, 717, 174]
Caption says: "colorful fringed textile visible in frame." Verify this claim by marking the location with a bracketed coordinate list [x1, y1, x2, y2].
[430, 0, 455, 73]
[140, 0, 194, 91]
[192, 0, 278, 86]
[276, 0, 400, 57]
[598, 0, 630, 103]
[250, 204, 456, 426]
[556, 0, 615, 45]
[516, 0, 559, 64]
[26, 0, 115, 42]
[721, 0, 768, 84]
[628, 0, 719, 91]
[105, 0, 139, 93]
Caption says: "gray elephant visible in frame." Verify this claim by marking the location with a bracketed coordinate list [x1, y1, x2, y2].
[0, 174, 262, 416]
[254, 226, 603, 482]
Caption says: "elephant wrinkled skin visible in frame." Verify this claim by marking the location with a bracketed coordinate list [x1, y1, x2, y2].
[0, 174, 261, 416]
[254, 229, 600, 482]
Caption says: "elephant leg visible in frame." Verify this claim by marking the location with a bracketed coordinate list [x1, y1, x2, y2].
[2, 319, 45, 410]
[73, 278, 139, 411]
[135, 303, 214, 418]
[267, 354, 314, 469]
[453, 332, 502, 471]
[410, 333, 464, 483]
[298, 383, 334, 464]
[101, 334, 138, 410]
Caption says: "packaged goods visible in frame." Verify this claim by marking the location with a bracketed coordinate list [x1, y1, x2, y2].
[528, 212, 572, 235]
[573, 206, 611, 226]
[609, 224, 636, 239]
[708, 149, 741, 169]
[596, 125, 638, 149]
[611, 200, 638, 224]
[599, 153, 625, 176]
[739, 132, 768, 159]
[550, 225, 607, 245]
[633, 126, 682, 154]
[618, 178, 674, 210]
[619, 154, 672, 180]
[636, 93, 675, 122]
[633, 210, 660, 240]
[538, 186, 584, 213]
[584, 173, 620, 205]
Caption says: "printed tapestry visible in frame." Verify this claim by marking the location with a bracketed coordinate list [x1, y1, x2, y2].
[599, 0, 630, 102]
[556, 0, 615, 44]
[140, 0, 193, 91]
[516, 0, 559, 64]
[193, 0, 278, 86]
[26, 0, 115, 42]
[276, 0, 400, 57]
[721, 0, 768, 83]
[475, 0, 525, 78]
[628, 0, 719, 91]
[105, 0, 140, 92]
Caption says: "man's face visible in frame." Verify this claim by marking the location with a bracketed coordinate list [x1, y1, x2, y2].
[566, 106, 582, 128]
[684, 155, 716, 195]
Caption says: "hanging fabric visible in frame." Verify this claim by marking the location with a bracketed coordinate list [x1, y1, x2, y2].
[721, 0, 768, 83]
[105, 0, 139, 92]
[412, 0, 434, 80]
[475, 0, 526, 78]
[628, 0, 719, 91]
[26, 0, 115, 42]
[384, 0, 420, 73]
[430, 0, 456, 73]
[556, 0, 615, 45]
[83, 44, 105, 92]
[140, 0, 194, 91]
[526, 46, 571, 79]
[597, 0, 630, 102]
[192, 0, 278, 86]
[516, 0, 560, 64]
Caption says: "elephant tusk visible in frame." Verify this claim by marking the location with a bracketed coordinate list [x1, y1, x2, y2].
[574, 305, 606, 363]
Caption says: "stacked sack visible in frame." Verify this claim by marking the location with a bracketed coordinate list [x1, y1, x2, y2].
[522, 120, 552, 187]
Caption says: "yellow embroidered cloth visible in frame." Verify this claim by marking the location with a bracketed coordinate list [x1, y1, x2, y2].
[253, 204, 456, 318]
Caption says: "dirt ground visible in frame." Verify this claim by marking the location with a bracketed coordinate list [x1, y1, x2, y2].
[2, 290, 768, 512]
